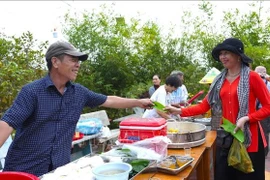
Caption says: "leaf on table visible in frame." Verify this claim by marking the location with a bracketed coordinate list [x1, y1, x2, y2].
[130, 159, 150, 173]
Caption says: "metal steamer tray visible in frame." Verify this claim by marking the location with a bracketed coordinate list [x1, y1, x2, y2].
[157, 155, 194, 175]
[193, 118, 211, 126]
[168, 138, 206, 149]
[167, 121, 206, 148]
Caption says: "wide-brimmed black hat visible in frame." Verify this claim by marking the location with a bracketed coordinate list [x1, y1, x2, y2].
[212, 38, 253, 63]
[45, 41, 88, 62]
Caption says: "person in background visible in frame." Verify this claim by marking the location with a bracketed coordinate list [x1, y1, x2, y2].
[254, 65, 270, 157]
[143, 74, 181, 119]
[170, 70, 188, 107]
[165, 38, 270, 180]
[149, 74, 161, 97]
[0, 41, 153, 177]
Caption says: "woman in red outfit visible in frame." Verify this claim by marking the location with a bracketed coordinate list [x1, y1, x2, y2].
[165, 38, 270, 180]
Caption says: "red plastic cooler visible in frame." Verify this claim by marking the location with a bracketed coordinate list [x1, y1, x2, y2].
[118, 118, 167, 143]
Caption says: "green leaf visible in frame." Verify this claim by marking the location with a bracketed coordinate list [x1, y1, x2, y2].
[130, 159, 150, 173]
[120, 148, 131, 153]
[220, 118, 245, 143]
[153, 101, 167, 112]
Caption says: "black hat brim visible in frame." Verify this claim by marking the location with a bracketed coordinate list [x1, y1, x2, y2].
[212, 44, 252, 63]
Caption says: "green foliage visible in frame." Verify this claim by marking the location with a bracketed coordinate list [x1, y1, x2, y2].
[0, 32, 48, 116]
[2, 1, 270, 122]
[222, 1, 270, 70]
[61, 1, 270, 119]
[175, 0, 270, 84]
[62, 3, 197, 119]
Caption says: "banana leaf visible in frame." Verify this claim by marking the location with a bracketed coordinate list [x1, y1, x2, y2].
[152, 101, 167, 112]
[220, 118, 245, 143]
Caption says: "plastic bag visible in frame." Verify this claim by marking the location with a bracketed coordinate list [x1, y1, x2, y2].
[131, 136, 169, 159]
[76, 118, 103, 135]
[228, 138, 254, 173]
[101, 147, 137, 158]
[100, 126, 112, 138]
[122, 144, 163, 161]
[103, 136, 170, 161]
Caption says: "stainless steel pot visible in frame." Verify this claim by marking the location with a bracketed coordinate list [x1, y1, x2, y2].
[193, 118, 211, 126]
[167, 121, 206, 143]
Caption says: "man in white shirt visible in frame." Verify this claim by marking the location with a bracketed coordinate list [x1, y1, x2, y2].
[170, 70, 189, 107]
[143, 75, 181, 119]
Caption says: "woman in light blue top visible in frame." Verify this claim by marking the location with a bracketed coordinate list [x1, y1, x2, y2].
[170, 70, 189, 107]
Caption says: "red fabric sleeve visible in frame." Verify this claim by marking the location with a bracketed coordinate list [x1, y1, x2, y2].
[181, 95, 211, 117]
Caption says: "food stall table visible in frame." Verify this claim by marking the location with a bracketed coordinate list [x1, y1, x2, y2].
[40, 131, 216, 180]
[72, 132, 102, 146]
[202, 131, 216, 180]
[134, 131, 216, 180]
[134, 146, 205, 180]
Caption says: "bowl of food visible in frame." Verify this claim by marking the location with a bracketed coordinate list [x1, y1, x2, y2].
[92, 162, 132, 180]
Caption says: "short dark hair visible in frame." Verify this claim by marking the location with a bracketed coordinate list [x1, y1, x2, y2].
[165, 74, 182, 88]
[170, 70, 184, 77]
[46, 54, 65, 71]
[153, 74, 161, 79]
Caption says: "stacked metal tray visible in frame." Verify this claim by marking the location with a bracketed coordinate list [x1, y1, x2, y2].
[168, 138, 206, 149]
[156, 155, 194, 175]
[193, 118, 211, 126]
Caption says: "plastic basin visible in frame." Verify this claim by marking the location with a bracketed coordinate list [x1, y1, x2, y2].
[0, 172, 39, 180]
[92, 162, 132, 180]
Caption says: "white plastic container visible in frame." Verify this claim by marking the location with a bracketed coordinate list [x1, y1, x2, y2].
[92, 162, 132, 180]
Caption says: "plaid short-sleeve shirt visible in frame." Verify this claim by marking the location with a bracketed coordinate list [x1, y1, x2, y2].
[2, 74, 107, 176]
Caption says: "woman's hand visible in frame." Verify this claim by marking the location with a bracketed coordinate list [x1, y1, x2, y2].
[164, 105, 182, 115]
[233, 116, 249, 134]
[171, 103, 181, 108]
